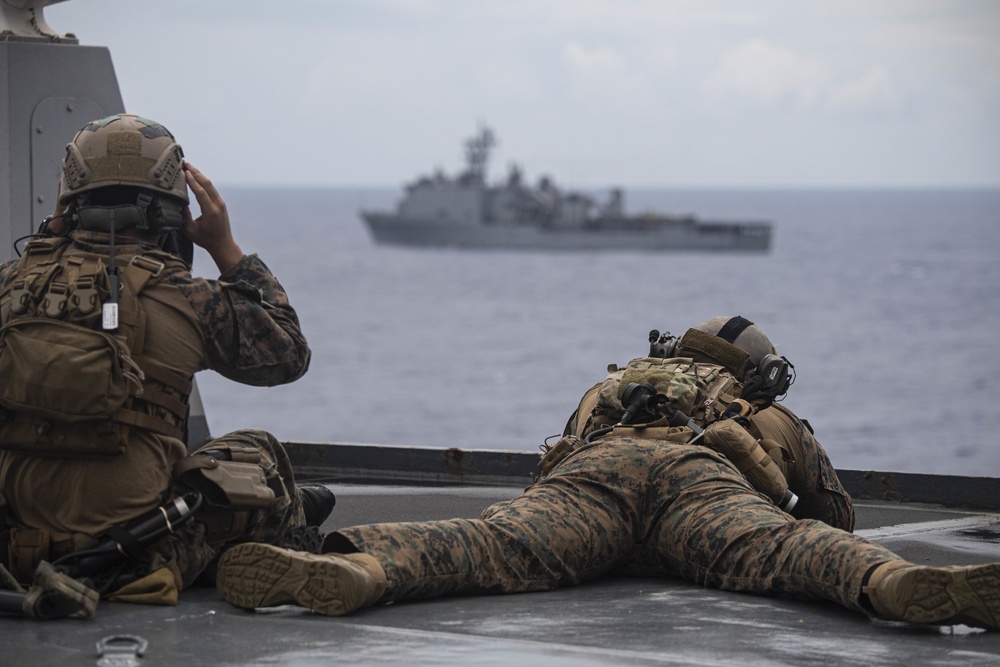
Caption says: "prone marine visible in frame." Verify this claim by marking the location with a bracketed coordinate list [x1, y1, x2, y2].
[214, 316, 1000, 631]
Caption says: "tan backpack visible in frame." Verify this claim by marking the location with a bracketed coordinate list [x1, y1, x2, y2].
[0, 237, 191, 457]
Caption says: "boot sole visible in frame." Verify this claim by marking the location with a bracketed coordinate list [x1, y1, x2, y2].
[216, 543, 357, 616]
[892, 563, 1000, 630]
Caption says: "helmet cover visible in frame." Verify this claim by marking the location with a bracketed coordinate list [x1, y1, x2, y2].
[60, 114, 187, 205]
[694, 316, 776, 365]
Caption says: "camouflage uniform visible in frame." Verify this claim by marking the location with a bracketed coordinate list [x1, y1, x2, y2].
[0, 230, 310, 593]
[331, 436, 897, 612]
[564, 382, 855, 532]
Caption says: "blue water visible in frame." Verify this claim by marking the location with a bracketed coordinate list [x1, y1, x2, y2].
[193, 187, 1000, 476]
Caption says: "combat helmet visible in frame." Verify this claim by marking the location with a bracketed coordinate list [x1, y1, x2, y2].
[672, 315, 777, 381]
[668, 315, 792, 409]
[59, 114, 187, 234]
[693, 316, 776, 365]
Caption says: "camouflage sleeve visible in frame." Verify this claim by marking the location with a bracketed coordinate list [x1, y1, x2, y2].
[171, 253, 311, 386]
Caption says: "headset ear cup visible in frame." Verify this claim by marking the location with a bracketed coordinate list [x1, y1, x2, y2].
[740, 375, 763, 401]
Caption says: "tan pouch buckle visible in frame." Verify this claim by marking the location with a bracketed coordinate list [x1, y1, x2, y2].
[129, 256, 164, 278]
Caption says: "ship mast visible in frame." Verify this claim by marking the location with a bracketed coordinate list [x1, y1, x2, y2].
[463, 126, 495, 184]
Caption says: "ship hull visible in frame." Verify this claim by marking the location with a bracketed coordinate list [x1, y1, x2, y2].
[362, 214, 771, 252]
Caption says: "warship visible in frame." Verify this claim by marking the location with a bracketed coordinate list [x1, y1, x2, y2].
[361, 127, 772, 252]
[2, 3, 999, 665]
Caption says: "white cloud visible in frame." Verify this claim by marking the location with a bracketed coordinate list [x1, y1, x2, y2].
[563, 41, 649, 98]
[703, 40, 827, 111]
[827, 67, 901, 115]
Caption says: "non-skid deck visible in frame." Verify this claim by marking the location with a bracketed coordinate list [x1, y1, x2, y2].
[3, 481, 999, 666]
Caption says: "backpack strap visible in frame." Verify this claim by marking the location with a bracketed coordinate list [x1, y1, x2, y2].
[112, 252, 192, 439]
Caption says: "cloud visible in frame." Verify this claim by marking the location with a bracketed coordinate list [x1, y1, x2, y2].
[827, 67, 901, 115]
[563, 41, 650, 98]
[703, 39, 902, 118]
[703, 39, 827, 111]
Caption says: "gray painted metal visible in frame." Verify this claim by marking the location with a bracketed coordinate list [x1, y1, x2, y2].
[0, 39, 123, 262]
[360, 127, 772, 253]
[363, 212, 772, 252]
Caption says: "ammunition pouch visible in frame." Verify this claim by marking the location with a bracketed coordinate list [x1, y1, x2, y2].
[172, 449, 277, 545]
[703, 419, 797, 512]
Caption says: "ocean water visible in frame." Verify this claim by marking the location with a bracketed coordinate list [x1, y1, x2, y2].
[192, 187, 1000, 477]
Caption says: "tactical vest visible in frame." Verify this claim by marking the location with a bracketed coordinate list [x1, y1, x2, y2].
[548, 356, 797, 511]
[589, 356, 742, 437]
[0, 236, 193, 457]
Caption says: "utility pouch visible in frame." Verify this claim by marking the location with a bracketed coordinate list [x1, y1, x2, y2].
[0, 318, 142, 423]
[539, 436, 582, 475]
[703, 419, 798, 513]
[173, 453, 277, 546]
[0, 318, 145, 458]
[172, 454, 276, 510]
[7, 527, 50, 585]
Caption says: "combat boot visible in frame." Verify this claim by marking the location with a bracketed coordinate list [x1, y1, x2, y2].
[216, 543, 387, 616]
[863, 560, 1000, 630]
[299, 485, 336, 526]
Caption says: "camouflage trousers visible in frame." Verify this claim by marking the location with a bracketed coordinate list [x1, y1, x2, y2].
[144, 429, 307, 590]
[333, 438, 899, 611]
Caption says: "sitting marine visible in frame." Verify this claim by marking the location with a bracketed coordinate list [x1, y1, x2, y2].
[0, 114, 335, 618]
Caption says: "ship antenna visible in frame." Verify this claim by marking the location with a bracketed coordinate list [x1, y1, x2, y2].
[464, 126, 495, 183]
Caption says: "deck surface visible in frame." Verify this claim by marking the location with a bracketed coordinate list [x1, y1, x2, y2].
[2, 483, 1000, 666]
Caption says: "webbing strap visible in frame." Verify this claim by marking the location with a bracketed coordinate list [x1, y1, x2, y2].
[141, 360, 192, 395]
[114, 408, 185, 441]
[134, 386, 187, 421]
[716, 316, 753, 343]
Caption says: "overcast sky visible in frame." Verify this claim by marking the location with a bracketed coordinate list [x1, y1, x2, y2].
[46, 0, 1000, 189]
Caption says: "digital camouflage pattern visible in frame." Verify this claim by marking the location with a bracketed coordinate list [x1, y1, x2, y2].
[141, 429, 308, 590]
[334, 437, 898, 611]
[169, 252, 311, 387]
[565, 381, 855, 532]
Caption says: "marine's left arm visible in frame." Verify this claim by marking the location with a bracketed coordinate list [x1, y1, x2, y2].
[173, 255, 311, 386]
[751, 405, 855, 532]
[172, 163, 311, 386]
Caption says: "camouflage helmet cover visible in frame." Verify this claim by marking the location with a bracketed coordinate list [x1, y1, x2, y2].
[59, 114, 188, 204]
[694, 316, 776, 365]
